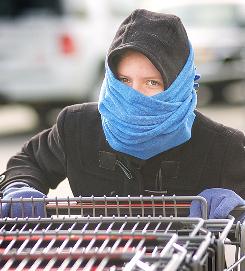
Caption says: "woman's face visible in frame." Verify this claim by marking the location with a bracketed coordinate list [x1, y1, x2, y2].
[116, 50, 164, 96]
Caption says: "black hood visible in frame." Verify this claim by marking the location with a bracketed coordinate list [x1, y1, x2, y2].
[108, 9, 190, 89]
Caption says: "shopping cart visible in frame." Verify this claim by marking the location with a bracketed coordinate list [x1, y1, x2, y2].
[0, 195, 244, 271]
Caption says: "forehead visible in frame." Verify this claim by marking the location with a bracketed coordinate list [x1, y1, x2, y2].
[116, 50, 157, 71]
[116, 50, 163, 80]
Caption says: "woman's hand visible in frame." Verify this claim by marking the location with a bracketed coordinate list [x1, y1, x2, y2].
[1, 182, 46, 218]
[189, 188, 245, 220]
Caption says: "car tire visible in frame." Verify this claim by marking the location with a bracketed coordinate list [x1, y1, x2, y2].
[197, 84, 213, 107]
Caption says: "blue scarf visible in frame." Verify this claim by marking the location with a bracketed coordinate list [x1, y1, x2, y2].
[98, 47, 197, 160]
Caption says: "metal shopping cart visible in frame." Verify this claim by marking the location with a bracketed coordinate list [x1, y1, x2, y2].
[0, 195, 244, 270]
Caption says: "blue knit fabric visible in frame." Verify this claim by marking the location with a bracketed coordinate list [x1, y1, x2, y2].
[98, 46, 197, 159]
[1, 182, 46, 218]
[189, 188, 245, 221]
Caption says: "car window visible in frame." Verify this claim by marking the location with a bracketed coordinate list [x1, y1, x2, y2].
[164, 3, 245, 28]
[0, 0, 63, 17]
[107, 0, 144, 17]
[62, 0, 88, 19]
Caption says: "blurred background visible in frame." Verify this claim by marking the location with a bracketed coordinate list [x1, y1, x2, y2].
[0, 0, 244, 197]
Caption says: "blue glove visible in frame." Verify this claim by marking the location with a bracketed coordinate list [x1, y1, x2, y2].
[189, 188, 245, 220]
[1, 182, 46, 218]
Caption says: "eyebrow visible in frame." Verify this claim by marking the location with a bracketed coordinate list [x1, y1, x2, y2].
[117, 73, 163, 80]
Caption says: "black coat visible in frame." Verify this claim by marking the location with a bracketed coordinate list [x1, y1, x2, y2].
[1, 103, 245, 198]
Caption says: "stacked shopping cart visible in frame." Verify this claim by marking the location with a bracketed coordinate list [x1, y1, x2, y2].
[0, 195, 244, 270]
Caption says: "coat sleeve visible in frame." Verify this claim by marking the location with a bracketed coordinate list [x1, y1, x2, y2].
[221, 129, 245, 198]
[0, 107, 69, 194]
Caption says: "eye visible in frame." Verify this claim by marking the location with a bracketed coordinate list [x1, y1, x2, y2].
[147, 80, 161, 87]
[118, 76, 130, 84]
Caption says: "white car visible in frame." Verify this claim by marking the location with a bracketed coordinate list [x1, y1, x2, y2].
[145, 0, 245, 105]
[0, 0, 143, 127]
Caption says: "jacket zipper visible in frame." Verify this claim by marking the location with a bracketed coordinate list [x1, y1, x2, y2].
[115, 160, 133, 180]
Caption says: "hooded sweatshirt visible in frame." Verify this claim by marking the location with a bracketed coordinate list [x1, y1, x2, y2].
[108, 9, 190, 88]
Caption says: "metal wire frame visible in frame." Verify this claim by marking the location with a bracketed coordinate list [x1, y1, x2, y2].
[0, 195, 208, 219]
[0, 233, 181, 271]
[0, 216, 236, 271]
[0, 216, 206, 238]
[200, 217, 236, 270]
[0, 234, 174, 271]
[0, 228, 213, 271]
[224, 221, 245, 271]
[1, 195, 245, 270]
[122, 243, 187, 271]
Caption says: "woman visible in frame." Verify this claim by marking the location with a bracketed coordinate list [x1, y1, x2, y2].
[1, 9, 245, 219]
